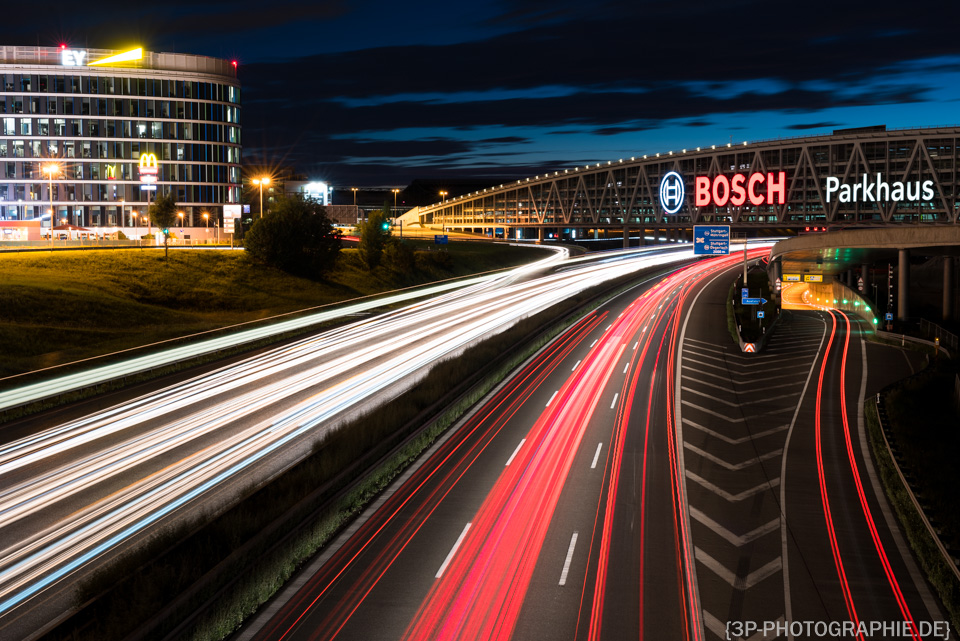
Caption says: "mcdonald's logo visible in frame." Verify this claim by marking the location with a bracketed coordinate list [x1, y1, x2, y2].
[139, 153, 158, 170]
[105, 164, 116, 180]
[139, 153, 158, 183]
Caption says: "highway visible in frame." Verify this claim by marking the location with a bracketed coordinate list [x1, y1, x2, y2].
[239, 250, 770, 641]
[0, 244, 699, 640]
[241, 256, 946, 641]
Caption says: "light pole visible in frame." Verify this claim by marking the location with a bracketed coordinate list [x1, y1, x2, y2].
[439, 191, 448, 234]
[252, 177, 270, 218]
[351, 187, 358, 206]
[131, 212, 139, 247]
[203, 212, 209, 244]
[120, 198, 125, 228]
[177, 211, 184, 244]
[43, 163, 59, 247]
[392, 188, 399, 208]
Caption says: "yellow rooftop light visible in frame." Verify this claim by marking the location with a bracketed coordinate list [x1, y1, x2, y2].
[88, 47, 143, 66]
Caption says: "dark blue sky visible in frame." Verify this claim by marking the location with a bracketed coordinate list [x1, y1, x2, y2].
[4, 1, 960, 186]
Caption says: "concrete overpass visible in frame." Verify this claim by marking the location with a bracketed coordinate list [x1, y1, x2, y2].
[769, 227, 960, 322]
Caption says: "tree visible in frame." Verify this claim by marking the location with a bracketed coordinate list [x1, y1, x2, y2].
[148, 192, 179, 259]
[358, 204, 391, 269]
[244, 195, 342, 278]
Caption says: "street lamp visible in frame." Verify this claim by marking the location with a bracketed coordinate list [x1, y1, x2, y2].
[131, 212, 139, 247]
[392, 188, 399, 208]
[439, 190, 447, 201]
[43, 163, 59, 247]
[351, 187, 358, 205]
[252, 177, 270, 218]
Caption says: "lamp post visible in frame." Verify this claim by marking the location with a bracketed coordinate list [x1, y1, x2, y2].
[392, 188, 399, 208]
[43, 163, 59, 248]
[177, 211, 184, 244]
[439, 191, 448, 234]
[131, 212, 139, 247]
[252, 177, 270, 218]
[351, 187, 358, 206]
[120, 198, 125, 228]
[203, 212, 209, 244]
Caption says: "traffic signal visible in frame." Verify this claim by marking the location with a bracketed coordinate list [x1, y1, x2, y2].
[381, 220, 390, 231]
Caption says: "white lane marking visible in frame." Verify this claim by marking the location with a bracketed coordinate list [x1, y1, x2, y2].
[591, 443, 603, 469]
[559, 532, 579, 585]
[590, 339, 598, 348]
[622, 362, 629, 374]
[505, 439, 526, 466]
[610, 393, 619, 409]
[633, 341, 639, 350]
[436, 523, 471, 578]
[605, 324, 612, 331]
[546, 390, 559, 407]
[572, 360, 581, 371]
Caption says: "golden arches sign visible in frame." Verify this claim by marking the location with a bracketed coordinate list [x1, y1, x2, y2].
[139, 153, 158, 170]
[139, 153, 158, 183]
[105, 164, 116, 179]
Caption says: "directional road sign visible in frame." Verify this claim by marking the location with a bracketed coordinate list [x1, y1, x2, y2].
[434, 235, 449, 244]
[742, 297, 767, 305]
[693, 225, 730, 255]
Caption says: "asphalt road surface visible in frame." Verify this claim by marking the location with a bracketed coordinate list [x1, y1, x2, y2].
[240, 258, 945, 641]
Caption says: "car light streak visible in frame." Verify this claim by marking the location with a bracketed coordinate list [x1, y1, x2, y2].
[266, 312, 608, 641]
[401, 251, 772, 641]
[814, 311, 863, 639]
[1, 247, 706, 625]
[835, 311, 919, 639]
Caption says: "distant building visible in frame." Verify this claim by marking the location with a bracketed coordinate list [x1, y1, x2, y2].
[286, 180, 331, 205]
[0, 44, 241, 229]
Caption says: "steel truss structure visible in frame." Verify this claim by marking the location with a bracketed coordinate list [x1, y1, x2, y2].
[417, 126, 960, 233]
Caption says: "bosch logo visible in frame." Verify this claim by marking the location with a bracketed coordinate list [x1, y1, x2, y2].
[659, 171, 685, 214]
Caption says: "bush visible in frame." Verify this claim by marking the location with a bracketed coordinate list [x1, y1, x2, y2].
[382, 240, 415, 273]
[244, 195, 342, 278]
[358, 208, 390, 269]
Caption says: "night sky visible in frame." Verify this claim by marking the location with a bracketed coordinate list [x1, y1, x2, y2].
[3, 1, 960, 187]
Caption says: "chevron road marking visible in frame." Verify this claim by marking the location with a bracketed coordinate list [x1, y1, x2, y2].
[683, 418, 789, 445]
[681, 400, 794, 423]
[682, 376, 801, 395]
[689, 507, 780, 546]
[683, 349, 818, 367]
[695, 547, 782, 590]
[680, 386, 801, 408]
[684, 442, 783, 471]
[686, 470, 779, 502]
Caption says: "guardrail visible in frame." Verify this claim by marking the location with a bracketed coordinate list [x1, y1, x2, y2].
[875, 392, 960, 581]
[920, 319, 959, 352]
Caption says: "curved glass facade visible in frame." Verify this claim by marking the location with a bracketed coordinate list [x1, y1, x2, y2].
[0, 46, 241, 228]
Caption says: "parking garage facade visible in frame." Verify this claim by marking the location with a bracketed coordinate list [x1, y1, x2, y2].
[417, 125, 960, 239]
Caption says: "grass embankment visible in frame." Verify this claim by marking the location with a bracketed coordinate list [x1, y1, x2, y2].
[0, 242, 548, 377]
[866, 359, 960, 630]
[44, 266, 661, 641]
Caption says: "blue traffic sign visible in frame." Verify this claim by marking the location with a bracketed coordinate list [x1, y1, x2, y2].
[757, 310, 765, 319]
[742, 297, 767, 305]
[434, 235, 449, 244]
[885, 312, 893, 321]
[693, 225, 730, 255]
